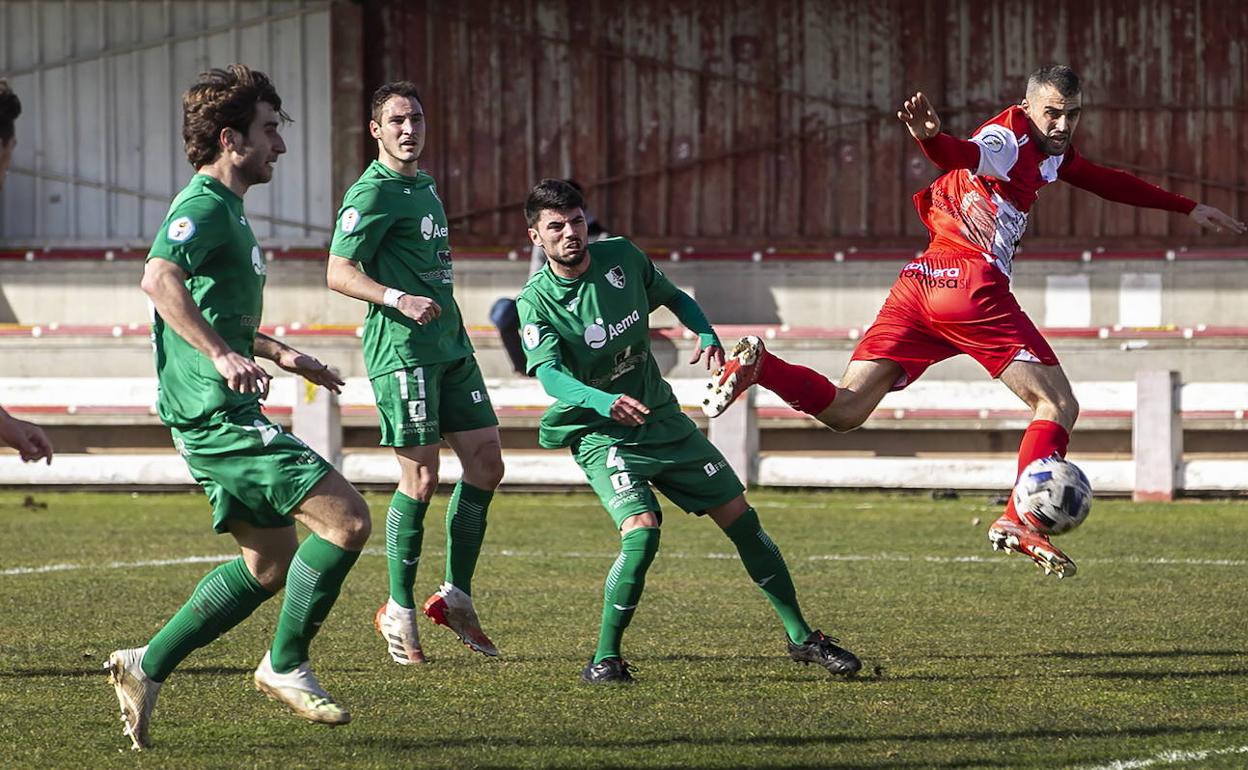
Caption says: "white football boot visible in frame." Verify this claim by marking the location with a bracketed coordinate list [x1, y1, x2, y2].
[105, 646, 162, 751]
[254, 651, 351, 725]
[374, 599, 426, 665]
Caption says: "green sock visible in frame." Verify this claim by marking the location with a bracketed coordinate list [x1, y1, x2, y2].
[269, 534, 361, 673]
[444, 481, 492, 595]
[386, 491, 428, 608]
[593, 526, 660, 664]
[724, 507, 812, 644]
[141, 557, 273, 682]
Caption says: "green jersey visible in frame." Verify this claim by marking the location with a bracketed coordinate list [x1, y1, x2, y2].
[148, 174, 267, 428]
[330, 161, 472, 375]
[516, 237, 689, 449]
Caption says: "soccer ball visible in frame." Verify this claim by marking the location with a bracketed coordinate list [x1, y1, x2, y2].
[1011, 456, 1092, 536]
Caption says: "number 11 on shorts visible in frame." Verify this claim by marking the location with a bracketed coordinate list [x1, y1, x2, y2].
[395, 368, 428, 423]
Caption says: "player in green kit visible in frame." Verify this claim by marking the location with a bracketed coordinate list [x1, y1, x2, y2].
[517, 179, 861, 684]
[327, 81, 503, 663]
[106, 65, 372, 750]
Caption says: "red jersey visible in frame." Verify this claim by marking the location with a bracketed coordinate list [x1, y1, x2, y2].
[913, 106, 1065, 277]
[912, 105, 1195, 279]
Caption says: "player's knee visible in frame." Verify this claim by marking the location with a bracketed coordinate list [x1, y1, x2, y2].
[402, 464, 439, 500]
[823, 409, 868, 433]
[337, 506, 372, 549]
[472, 451, 505, 490]
[250, 557, 291, 592]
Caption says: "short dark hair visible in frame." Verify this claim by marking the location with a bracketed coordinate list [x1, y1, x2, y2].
[371, 81, 423, 123]
[181, 64, 289, 169]
[525, 178, 585, 226]
[0, 79, 21, 143]
[1027, 64, 1081, 98]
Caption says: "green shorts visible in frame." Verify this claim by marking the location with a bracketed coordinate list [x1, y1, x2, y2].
[370, 356, 499, 447]
[171, 408, 334, 534]
[572, 429, 745, 529]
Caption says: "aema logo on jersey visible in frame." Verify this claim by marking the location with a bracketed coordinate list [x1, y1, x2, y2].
[583, 310, 641, 350]
[420, 214, 449, 240]
[605, 266, 626, 289]
[167, 216, 195, 242]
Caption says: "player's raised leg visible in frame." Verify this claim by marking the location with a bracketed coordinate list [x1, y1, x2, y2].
[993, 360, 1079, 577]
[705, 337, 901, 432]
[706, 495, 861, 676]
[422, 424, 504, 657]
[258, 470, 370, 724]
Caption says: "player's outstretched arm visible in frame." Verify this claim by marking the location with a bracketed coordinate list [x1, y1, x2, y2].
[664, 290, 724, 371]
[897, 91, 941, 141]
[253, 334, 345, 394]
[0, 407, 53, 464]
[141, 259, 271, 395]
[326, 254, 441, 326]
[533, 361, 649, 426]
[1189, 203, 1247, 235]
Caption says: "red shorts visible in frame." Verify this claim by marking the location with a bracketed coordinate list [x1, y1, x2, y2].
[851, 253, 1058, 389]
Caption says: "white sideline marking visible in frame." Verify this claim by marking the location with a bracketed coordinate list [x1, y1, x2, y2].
[2, 550, 1244, 577]
[1080, 744, 1248, 770]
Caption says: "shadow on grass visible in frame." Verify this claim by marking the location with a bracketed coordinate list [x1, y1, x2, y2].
[341, 721, 1240, 754]
[0, 663, 374, 679]
[924, 648, 1245, 662]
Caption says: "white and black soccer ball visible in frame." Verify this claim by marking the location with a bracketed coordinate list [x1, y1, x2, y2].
[1011, 456, 1093, 536]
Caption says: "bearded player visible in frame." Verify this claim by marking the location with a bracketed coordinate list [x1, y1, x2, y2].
[706, 65, 1245, 578]
[518, 179, 860, 684]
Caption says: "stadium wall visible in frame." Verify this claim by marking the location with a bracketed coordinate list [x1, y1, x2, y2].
[0, 0, 334, 246]
[358, 0, 1248, 251]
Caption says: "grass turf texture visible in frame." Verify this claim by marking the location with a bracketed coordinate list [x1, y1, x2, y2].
[1, 489, 1246, 769]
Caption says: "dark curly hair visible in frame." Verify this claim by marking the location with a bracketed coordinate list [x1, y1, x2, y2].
[181, 64, 290, 169]
[525, 178, 586, 226]
[0, 79, 21, 143]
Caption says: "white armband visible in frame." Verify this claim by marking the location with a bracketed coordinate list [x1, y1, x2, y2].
[382, 288, 407, 308]
[969, 125, 1019, 181]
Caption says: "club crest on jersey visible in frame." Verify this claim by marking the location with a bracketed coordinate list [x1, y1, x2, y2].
[437, 249, 452, 266]
[605, 266, 626, 289]
[250, 245, 267, 276]
[167, 216, 195, 242]
[340, 207, 360, 233]
[421, 214, 449, 240]
[522, 324, 542, 350]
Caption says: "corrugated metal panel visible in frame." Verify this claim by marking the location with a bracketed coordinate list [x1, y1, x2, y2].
[0, 0, 332, 246]
[363, 0, 1247, 250]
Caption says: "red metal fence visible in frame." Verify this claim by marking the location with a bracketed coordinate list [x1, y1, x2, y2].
[349, 0, 1248, 250]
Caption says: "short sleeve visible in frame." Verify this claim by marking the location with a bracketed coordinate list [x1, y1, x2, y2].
[329, 186, 394, 264]
[969, 124, 1020, 181]
[516, 294, 562, 375]
[147, 196, 227, 275]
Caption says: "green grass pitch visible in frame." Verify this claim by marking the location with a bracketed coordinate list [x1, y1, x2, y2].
[1, 488, 1246, 769]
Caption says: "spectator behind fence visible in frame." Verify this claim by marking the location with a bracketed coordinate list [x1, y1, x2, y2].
[0, 82, 48, 462]
[492, 180, 608, 376]
[0, 78, 19, 189]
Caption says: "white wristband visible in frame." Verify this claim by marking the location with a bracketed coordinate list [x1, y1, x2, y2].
[382, 288, 406, 308]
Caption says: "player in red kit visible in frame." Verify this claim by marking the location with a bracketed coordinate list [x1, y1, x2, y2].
[704, 65, 1245, 578]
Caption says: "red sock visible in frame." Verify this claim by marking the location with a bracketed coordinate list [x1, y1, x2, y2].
[1002, 419, 1071, 523]
[756, 353, 837, 415]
